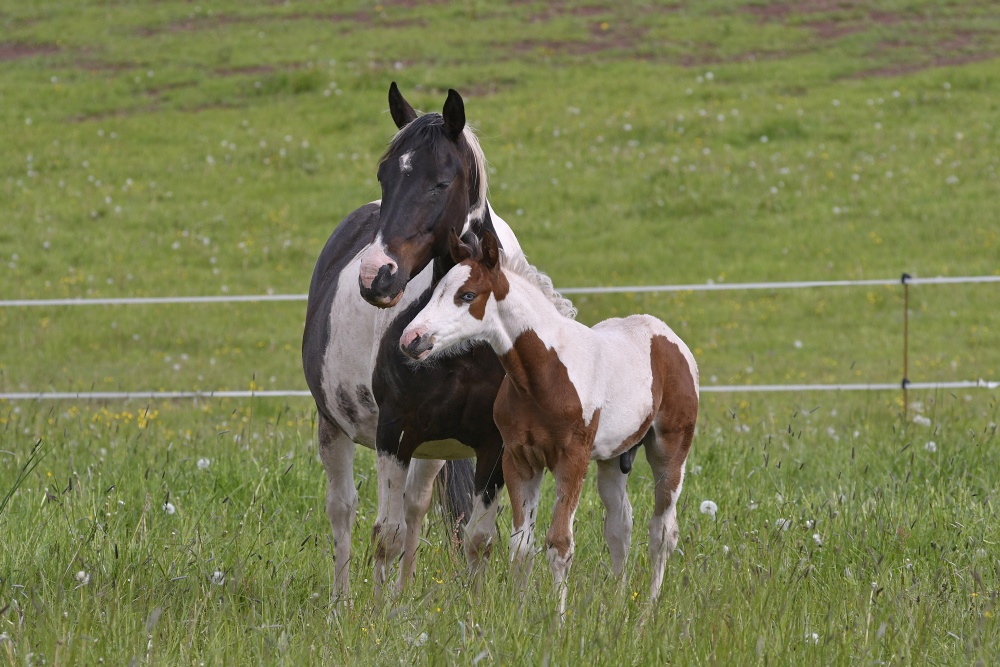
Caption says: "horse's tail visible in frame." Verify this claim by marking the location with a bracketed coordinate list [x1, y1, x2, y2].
[435, 459, 475, 544]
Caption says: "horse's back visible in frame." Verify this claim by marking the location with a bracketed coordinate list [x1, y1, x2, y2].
[302, 201, 382, 445]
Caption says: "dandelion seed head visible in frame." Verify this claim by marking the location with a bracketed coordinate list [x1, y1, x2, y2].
[163, 502, 176, 515]
[700, 500, 718, 519]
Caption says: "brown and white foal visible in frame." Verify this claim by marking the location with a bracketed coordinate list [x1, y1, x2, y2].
[400, 230, 699, 614]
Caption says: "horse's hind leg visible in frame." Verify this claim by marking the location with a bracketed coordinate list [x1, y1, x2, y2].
[644, 423, 694, 601]
[317, 413, 357, 603]
[596, 458, 633, 581]
[398, 458, 446, 593]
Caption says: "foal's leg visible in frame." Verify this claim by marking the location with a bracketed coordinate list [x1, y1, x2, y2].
[596, 458, 633, 581]
[503, 453, 544, 595]
[399, 458, 447, 593]
[317, 413, 357, 602]
[644, 425, 693, 601]
[546, 453, 589, 618]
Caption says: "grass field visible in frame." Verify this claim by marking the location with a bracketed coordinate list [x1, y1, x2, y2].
[1, 0, 998, 664]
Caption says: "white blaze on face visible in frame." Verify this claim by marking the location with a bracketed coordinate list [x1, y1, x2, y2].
[403, 265, 476, 354]
[399, 151, 413, 175]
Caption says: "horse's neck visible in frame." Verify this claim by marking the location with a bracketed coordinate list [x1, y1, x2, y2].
[493, 271, 587, 395]
[486, 203, 524, 261]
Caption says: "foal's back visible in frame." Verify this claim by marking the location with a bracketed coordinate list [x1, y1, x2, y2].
[585, 314, 698, 461]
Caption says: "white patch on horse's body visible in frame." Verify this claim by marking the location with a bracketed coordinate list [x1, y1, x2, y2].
[321, 250, 379, 445]
[399, 151, 413, 175]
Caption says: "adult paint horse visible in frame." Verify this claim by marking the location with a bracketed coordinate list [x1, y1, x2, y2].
[302, 84, 575, 599]
[400, 230, 699, 615]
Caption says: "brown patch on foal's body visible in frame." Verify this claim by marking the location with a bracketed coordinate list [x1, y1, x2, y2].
[495, 330, 599, 557]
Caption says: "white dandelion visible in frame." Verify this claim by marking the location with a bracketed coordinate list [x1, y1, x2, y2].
[197, 458, 211, 470]
[75, 570, 91, 586]
[700, 500, 718, 519]
[163, 502, 176, 515]
[924, 441, 937, 453]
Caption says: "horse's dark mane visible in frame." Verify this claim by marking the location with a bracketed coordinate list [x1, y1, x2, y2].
[380, 113, 488, 225]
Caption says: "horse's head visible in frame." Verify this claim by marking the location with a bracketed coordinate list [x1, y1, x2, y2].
[400, 228, 508, 361]
[359, 83, 487, 308]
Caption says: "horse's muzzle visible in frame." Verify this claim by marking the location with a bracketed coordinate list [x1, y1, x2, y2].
[358, 266, 404, 308]
[399, 330, 434, 361]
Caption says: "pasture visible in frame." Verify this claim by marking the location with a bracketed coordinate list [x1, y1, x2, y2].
[1, 0, 998, 663]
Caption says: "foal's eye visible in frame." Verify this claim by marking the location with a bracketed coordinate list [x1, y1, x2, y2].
[460, 292, 476, 303]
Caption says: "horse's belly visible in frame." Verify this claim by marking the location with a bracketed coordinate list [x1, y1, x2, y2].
[412, 439, 477, 460]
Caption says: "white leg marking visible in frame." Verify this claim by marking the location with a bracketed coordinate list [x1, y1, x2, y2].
[596, 459, 633, 580]
[547, 544, 574, 619]
[373, 453, 408, 597]
[398, 458, 446, 592]
[464, 493, 499, 575]
[318, 421, 357, 602]
[649, 463, 685, 601]
[508, 470, 544, 595]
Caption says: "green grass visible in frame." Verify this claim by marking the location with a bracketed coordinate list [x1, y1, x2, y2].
[1, 0, 999, 663]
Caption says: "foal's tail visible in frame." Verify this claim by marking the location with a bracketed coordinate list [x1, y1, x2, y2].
[434, 459, 475, 542]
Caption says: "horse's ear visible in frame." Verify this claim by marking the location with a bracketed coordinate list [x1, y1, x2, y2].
[449, 228, 473, 263]
[388, 81, 417, 129]
[442, 89, 465, 143]
[481, 228, 501, 270]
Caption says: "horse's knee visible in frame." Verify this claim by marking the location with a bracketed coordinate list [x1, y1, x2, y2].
[372, 520, 405, 563]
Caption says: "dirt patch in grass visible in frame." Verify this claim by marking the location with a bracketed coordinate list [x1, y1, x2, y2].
[851, 52, 998, 78]
[215, 64, 276, 76]
[0, 42, 58, 60]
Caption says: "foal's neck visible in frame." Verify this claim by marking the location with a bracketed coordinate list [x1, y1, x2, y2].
[492, 270, 583, 397]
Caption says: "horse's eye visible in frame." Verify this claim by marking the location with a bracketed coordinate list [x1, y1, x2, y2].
[435, 181, 451, 191]
[460, 292, 476, 303]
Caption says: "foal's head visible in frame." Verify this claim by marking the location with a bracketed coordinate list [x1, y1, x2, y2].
[399, 229, 508, 361]
[358, 82, 487, 308]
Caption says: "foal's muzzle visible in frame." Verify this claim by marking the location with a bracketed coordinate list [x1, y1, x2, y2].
[399, 330, 434, 361]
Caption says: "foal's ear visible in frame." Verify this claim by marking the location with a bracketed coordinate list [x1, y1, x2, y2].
[442, 89, 465, 143]
[481, 228, 501, 270]
[449, 228, 474, 263]
[388, 81, 417, 129]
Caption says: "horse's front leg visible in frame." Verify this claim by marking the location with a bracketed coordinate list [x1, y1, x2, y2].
[399, 457, 446, 593]
[503, 446, 544, 597]
[317, 413, 357, 604]
[465, 434, 504, 577]
[372, 416, 410, 599]
[546, 450, 589, 619]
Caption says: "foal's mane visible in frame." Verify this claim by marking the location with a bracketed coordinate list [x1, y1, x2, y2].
[380, 113, 488, 224]
[499, 251, 578, 320]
